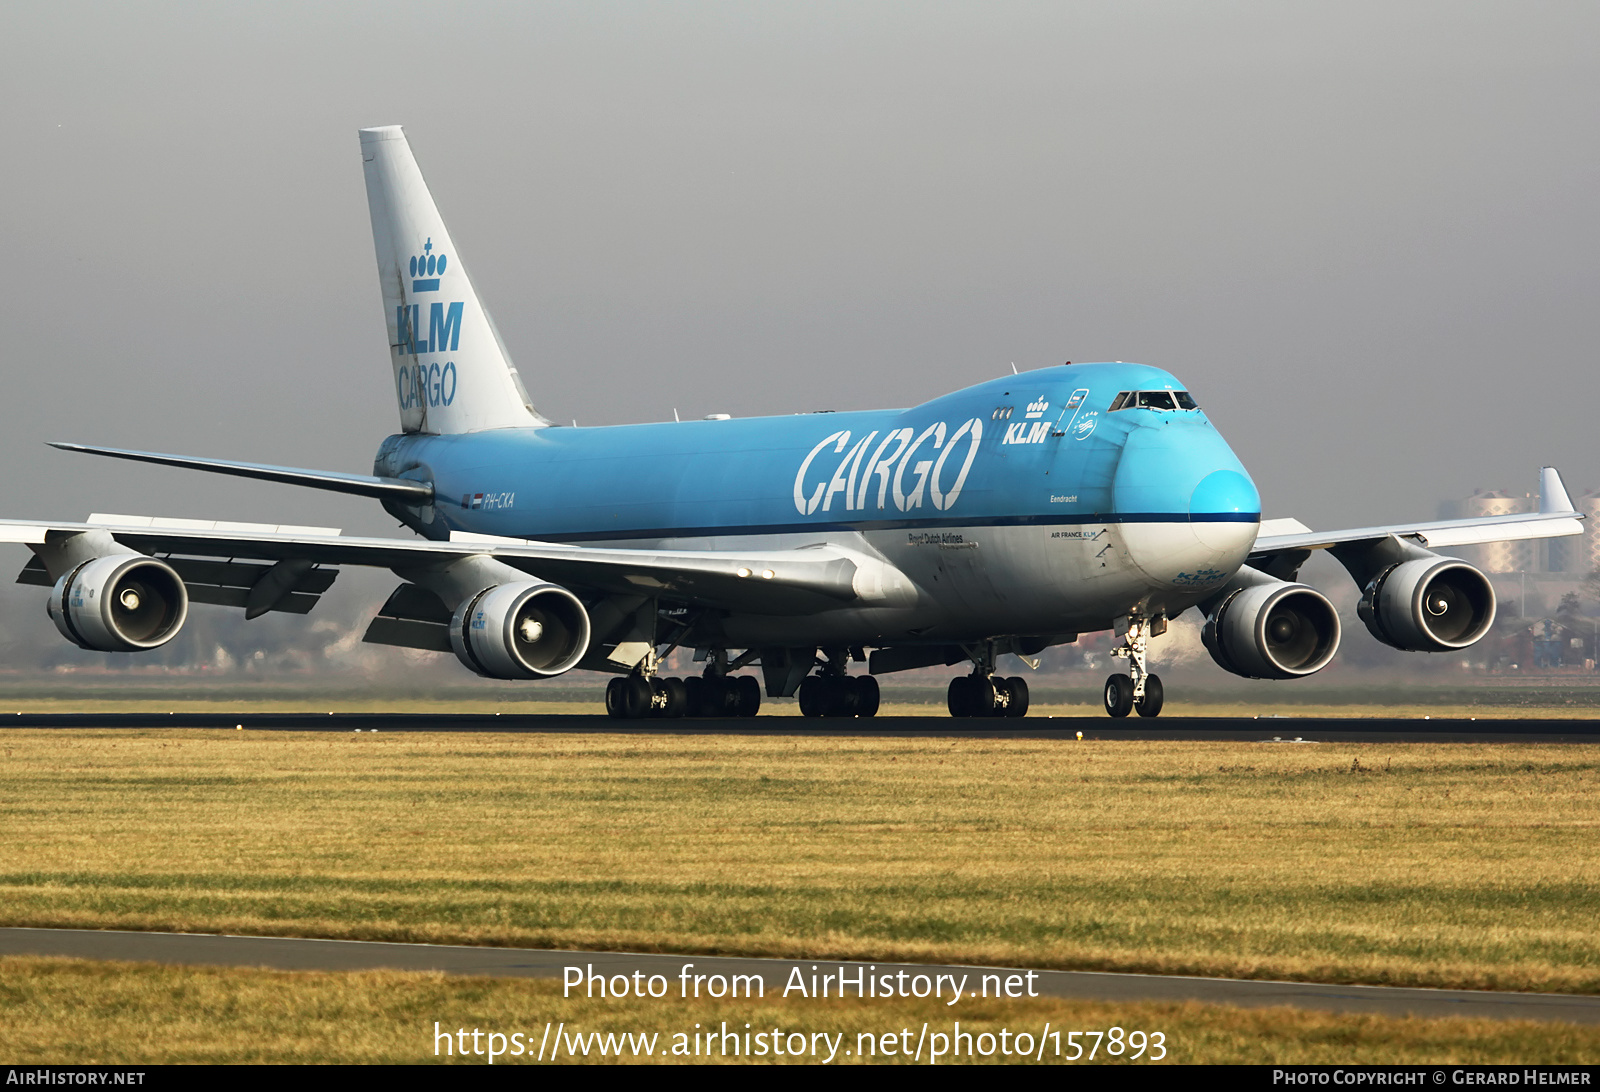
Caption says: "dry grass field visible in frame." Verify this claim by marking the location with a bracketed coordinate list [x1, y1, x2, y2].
[1, 728, 1597, 995]
[4, 956, 1597, 1065]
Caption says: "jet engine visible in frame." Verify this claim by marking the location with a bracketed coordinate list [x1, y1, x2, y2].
[47, 554, 190, 652]
[449, 581, 591, 679]
[1357, 555, 1495, 652]
[1202, 574, 1341, 679]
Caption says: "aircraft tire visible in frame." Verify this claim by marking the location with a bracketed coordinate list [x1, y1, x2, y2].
[605, 677, 626, 718]
[735, 675, 762, 717]
[683, 674, 706, 716]
[973, 676, 1001, 717]
[1135, 674, 1164, 718]
[1103, 674, 1134, 718]
[663, 676, 690, 717]
[1003, 676, 1029, 718]
[620, 675, 654, 719]
[947, 675, 974, 718]
[836, 676, 860, 716]
[797, 675, 824, 717]
[856, 675, 880, 718]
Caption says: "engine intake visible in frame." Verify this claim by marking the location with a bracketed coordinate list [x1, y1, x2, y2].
[449, 581, 591, 679]
[48, 555, 190, 652]
[1203, 577, 1341, 679]
[1358, 556, 1495, 652]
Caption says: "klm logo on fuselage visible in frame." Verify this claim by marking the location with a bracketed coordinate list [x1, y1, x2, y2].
[1002, 420, 1051, 445]
[1001, 396, 1052, 445]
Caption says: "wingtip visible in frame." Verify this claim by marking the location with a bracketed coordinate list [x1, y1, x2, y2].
[1540, 466, 1577, 515]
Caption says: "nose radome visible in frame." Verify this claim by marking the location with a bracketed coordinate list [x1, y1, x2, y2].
[1190, 469, 1260, 550]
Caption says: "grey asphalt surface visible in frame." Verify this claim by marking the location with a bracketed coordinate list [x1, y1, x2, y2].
[3, 928, 1597, 1024]
[3, 711, 1600, 742]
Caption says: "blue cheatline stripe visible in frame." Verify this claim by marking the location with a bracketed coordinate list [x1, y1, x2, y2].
[411, 278, 440, 292]
[496, 511, 1262, 544]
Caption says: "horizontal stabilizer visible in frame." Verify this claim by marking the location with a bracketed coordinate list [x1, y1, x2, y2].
[49, 443, 434, 503]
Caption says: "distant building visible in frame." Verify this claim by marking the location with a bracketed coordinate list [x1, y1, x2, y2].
[1441, 490, 1538, 573]
[1548, 490, 1600, 574]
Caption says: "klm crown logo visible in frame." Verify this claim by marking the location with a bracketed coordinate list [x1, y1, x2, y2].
[1024, 397, 1050, 419]
[409, 238, 448, 293]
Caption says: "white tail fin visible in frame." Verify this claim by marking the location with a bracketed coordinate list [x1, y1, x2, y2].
[359, 126, 546, 434]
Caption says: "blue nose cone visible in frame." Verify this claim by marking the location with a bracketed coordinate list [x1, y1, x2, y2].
[1112, 419, 1259, 519]
[1190, 469, 1260, 518]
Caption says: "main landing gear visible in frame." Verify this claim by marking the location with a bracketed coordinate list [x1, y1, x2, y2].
[948, 673, 1030, 718]
[797, 649, 880, 718]
[945, 642, 1030, 718]
[605, 646, 761, 719]
[605, 672, 761, 719]
[1103, 615, 1164, 718]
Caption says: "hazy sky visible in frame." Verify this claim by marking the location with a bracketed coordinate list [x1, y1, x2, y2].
[2, 2, 1597, 660]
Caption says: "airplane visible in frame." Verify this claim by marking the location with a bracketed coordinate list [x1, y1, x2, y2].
[1, 126, 1583, 720]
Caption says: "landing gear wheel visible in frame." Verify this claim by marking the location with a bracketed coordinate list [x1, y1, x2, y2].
[1135, 673, 1164, 718]
[620, 675, 654, 719]
[735, 675, 762, 717]
[949, 675, 1002, 718]
[605, 676, 626, 718]
[856, 675, 880, 718]
[798, 676, 824, 717]
[683, 674, 706, 717]
[1002, 676, 1029, 718]
[947, 675, 974, 717]
[1103, 673, 1134, 718]
[706, 676, 738, 717]
[662, 677, 689, 718]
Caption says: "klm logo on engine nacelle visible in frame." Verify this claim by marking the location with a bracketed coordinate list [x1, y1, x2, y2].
[793, 418, 984, 515]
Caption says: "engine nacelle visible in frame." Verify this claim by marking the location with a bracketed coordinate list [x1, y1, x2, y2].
[1203, 578, 1341, 679]
[1358, 556, 1495, 652]
[48, 554, 190, 652]
[449, 581, 591, 679]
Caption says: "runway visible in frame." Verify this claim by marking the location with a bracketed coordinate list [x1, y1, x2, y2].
[3, 927, 1596, 1025]
[3, 711, 1599, 742]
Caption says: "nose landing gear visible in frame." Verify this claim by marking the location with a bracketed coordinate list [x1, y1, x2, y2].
[1104, 615, 1164, 718]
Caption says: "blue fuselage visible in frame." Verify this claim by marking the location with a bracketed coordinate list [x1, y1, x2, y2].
[374, 363, 1262, 644]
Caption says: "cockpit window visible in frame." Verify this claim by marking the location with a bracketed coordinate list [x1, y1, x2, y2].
[1111, 390, 1200, 412]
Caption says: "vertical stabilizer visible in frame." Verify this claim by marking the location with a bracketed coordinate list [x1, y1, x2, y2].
[360, 126, 546, 434]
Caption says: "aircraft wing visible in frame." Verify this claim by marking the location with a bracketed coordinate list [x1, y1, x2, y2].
[0, 514, 909, 616]
[1250, 467, 1583, 571]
